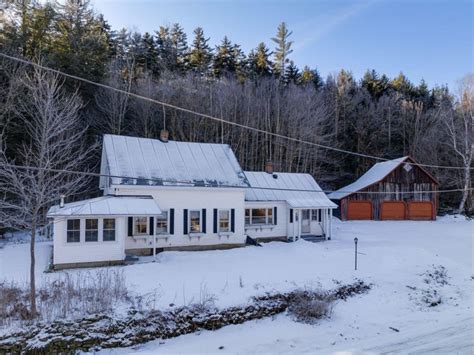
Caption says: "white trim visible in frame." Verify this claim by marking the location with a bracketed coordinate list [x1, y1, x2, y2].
[218, 209, 231, 233]
[189, 210, 202, 233]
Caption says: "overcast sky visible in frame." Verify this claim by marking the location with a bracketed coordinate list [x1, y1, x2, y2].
[90, 0, 473, 89]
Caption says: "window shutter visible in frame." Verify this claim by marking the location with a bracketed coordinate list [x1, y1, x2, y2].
[169, 209, 175, 235]
[149, 217, 154, 235]
[128, 217, 133, 236]
[213, 209, 218, 233]
[273, 207, 277, 225]
[183, 209, 188, 235]
[202, 209, 206, 233]
[231, 209, 235, 232]
[290, 209, 293, 223]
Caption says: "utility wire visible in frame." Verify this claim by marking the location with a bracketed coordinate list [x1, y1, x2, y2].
[0, 162, 469, 195]
[0, 52, 472, 171]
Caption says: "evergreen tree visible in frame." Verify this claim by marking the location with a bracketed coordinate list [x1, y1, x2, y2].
[49, 0, 110, 83]
[170, 23, 188, 72]
[141, 31, 158, 74]
[299, 66, 323, 88]
[213, 36, 244, 77]
[247, 42, 272, 77]
[391, 72, 415, 97]
[284, 60, 300, 84]
[361, 69, 389, 99]
[188, 27, 212, 76]
[155, 25, 173, 70]
[271, 22, 293, 78]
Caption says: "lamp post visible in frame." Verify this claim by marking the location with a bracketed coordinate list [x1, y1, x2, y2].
[354, 237, 358, 270]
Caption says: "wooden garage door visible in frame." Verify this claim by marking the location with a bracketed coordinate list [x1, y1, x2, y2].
[347, 201, 372, 220]
[380, 201, 406, 220]
[407, 201, 434, 220]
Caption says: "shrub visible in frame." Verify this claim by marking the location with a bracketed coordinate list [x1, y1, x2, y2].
[287, 289, 335, 324]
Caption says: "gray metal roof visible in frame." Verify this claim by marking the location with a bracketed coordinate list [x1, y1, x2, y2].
[47, 195, 162, 217]
[244, 171, 336, 209]
[100, 135, 249, 188]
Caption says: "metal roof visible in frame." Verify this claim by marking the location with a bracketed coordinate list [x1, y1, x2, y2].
[100, 135, 249, 188]
[244, 171, 336, 209]
[47, 195, 162, 217]
[328, 156, 409, 200]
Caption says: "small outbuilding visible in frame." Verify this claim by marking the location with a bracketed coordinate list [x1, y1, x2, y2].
[329, 156, 439, 221]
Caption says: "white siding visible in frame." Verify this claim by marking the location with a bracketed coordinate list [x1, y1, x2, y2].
[53, 216, 126, 266]
[244, 201, 288, 240]
[115, 186, 246, 249]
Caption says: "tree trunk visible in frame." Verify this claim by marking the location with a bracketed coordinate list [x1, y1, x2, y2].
[458, 163, 471, 213]
[30, 220, 37, 317]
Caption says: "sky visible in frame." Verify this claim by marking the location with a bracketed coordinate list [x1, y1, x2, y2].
[90, 0, 473, 89]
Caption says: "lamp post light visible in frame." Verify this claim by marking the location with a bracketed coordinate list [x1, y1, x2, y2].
[354, 237, 358, 271]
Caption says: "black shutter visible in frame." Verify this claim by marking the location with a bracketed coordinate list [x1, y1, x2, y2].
[202, 209, 206, 233]
[169, 209, 175, 235]
[183, 209, 188, 235]
[290, 209, 293, 223]
[273, 207, 277, 225]
[213, 209, 218, 233]
[149, 217, 154, 235]
[231, 209, 235, 232]
[128, 217, 133, 236]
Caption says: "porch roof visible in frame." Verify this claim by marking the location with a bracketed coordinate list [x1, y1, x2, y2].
[47, 195, 162, 217]
[244, 171, 336, 209]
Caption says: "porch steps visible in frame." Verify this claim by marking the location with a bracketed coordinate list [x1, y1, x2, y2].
[125, 254, 139, 264]
[288, 235, 326, 243]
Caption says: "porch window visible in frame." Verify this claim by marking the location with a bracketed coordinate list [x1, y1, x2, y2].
[245, 208, 275, 225]
[156, 211, 168, 234]
[103, 218, 116, 241]
[85, 219, 98, 242]
[66, 219, 80, 243]
[311, 209, 319, 221]
[189, 210, 201, 233]
[134, 217, 148, 235]
[219, 210, 230, 232]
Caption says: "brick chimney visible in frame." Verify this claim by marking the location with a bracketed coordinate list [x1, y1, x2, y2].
[265, 161, 274, 174]
[159, 129, 169, 143]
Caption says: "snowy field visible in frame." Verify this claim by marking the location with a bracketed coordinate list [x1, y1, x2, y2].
[0, 216, 473, 354]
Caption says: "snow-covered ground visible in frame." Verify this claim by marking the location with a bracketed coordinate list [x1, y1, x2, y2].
[1, 216, 473, 353]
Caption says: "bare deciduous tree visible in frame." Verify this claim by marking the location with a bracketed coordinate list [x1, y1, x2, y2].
[0, 67, 95, 316]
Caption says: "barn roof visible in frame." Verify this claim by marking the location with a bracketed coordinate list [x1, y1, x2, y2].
[244, 171, 337, 209]
[328, 156, 438, 200]
[47, 195, 162, 217]
[100, 135, 249, 188]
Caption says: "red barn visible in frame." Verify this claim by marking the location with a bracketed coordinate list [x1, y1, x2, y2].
[329, 156, 439, 221]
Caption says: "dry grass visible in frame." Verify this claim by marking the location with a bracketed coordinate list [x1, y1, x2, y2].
[287, 289, 335, 324]
[0, 269, 130, 327]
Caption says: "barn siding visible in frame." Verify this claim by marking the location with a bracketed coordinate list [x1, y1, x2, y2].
[341, 161, 438, 220]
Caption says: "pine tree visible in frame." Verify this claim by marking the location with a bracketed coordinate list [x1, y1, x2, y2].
[361, 69, 389, 99]
[271, 22, 293, 78]
[170, 23, 188, 72]
[391, 72, 415, 97]
[155, 25, 173, 70]
[188, 27, 212, 76]
[141, 31, 158, 74]
[284, 60, 300, 84]
[213, 36, 243, 77]
[247, 42, 272, 77]
[299, 66, 323, 88]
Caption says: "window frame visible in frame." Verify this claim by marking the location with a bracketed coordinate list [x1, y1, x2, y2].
[218, 209, 231, 233]
[245, 208, 275, 226]
[66, 219, 81, 243]
[134, 217, 148, 235]
[311, 209, 319, 221]
[85, 218, 99, 242]
[155, 211, 169, 235]
[189, 210, 202, 233]
[103, 218, 116, 242]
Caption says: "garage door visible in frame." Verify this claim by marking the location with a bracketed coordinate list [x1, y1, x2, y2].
[347, 201, 372, 220]
[407, 201, 434, 220]
[380, 201, 406, 220]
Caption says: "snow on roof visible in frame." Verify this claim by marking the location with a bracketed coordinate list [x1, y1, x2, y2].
[47, 195, 162, 217]
[100, 135, 249, 188]
[244, 171, 337, 209]
[328, 156, 409, 200]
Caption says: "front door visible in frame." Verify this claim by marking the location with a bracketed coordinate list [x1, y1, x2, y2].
[302, 209, 311, 234]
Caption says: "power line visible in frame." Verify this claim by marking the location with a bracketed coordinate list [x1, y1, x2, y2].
[0, 52, 471, 171]
[0, 162, 469, 195]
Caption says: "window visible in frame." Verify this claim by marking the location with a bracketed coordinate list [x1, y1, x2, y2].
[67, 219, 80, 243]
[311, 209, 319, 221]
[189, 210, 201, 233]
[245, 208, 275, 225]
[156, 211, 168, 234]
[85, 219, 98, 242]
[219, 210, 230, 232]
[134, 217, 148, 235]
[103, 218, 116, 241]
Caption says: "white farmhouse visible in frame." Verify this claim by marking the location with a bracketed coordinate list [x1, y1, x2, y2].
[47, 134, 336, 269]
